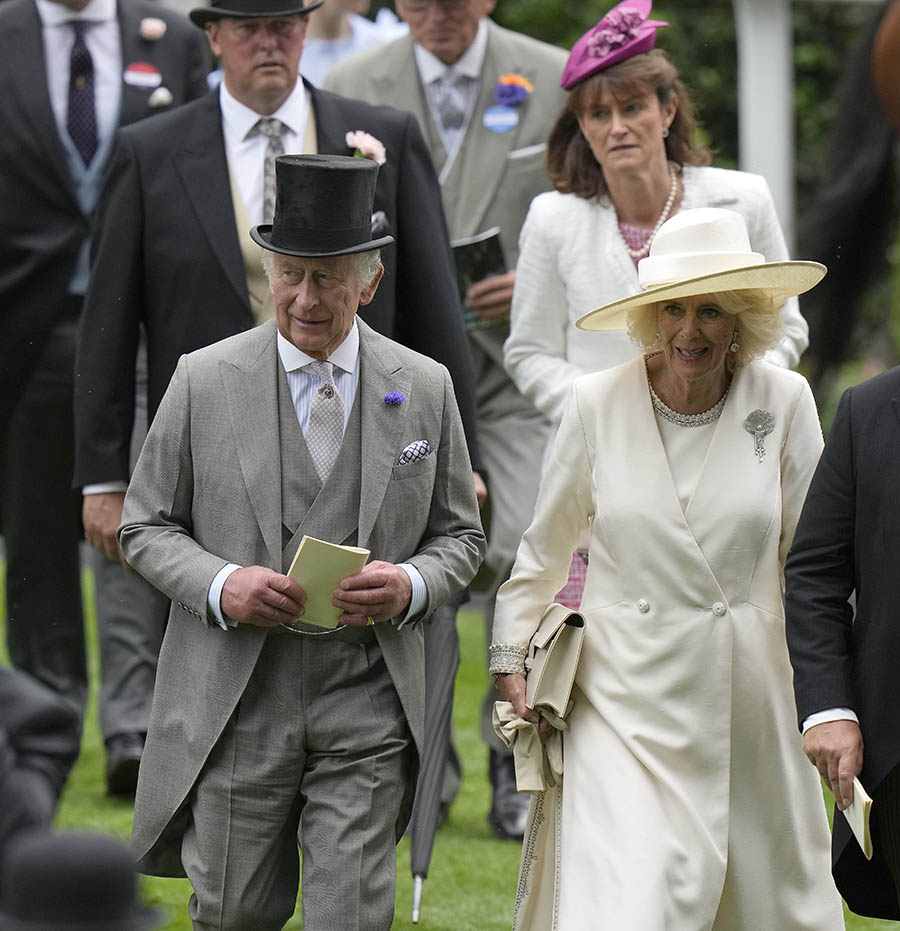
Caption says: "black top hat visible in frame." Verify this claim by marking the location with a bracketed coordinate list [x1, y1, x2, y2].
[189, 0, 324, 28]
[250, 154, 394, 258]
[0, 831, 162, 930]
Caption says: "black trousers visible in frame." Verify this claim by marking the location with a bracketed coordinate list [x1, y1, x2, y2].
[3, 309, 86, 721]
[2, 303, 168, 746]
[874, 762, 900, 908]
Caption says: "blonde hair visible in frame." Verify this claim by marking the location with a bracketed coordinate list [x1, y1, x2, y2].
[626, 289, 785, 370]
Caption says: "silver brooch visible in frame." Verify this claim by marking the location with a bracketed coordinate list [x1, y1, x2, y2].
[744, 409, 775, 461]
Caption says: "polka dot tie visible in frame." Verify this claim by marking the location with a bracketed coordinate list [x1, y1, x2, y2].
[254, 117, 285, 224]
[305, 361, 344, 482]
[67, 21, 97, 167]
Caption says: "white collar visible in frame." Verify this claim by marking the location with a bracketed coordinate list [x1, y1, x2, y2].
[219, 77, 309, 142]
[276, 318, 360, 374]
[36, 0, 116, 25]
[413, 16, 488, 85]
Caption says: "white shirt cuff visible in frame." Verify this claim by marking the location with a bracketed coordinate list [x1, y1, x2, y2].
[83, 481, 128, 495]
[802, 707, 859, 734]
[395, 563, 427, 627]
[207, 563, 242, 629]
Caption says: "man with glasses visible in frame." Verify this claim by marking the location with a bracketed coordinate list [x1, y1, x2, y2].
[74, 0, 483, 668]
[327, 0, 566, 840]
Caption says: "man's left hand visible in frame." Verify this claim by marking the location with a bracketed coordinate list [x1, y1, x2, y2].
[333, 560, 412, 626]
[465, 269, 515, 322]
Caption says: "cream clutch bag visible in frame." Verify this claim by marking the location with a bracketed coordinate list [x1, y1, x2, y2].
[524, 603, 585, 718]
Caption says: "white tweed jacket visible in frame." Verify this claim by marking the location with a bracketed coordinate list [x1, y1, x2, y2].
[504, 165, 809, 427]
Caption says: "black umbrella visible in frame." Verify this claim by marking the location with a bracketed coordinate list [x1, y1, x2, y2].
[407, 594, 464, 922]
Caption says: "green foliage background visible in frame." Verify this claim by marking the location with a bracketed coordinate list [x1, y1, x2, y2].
[371, 1, 899, 401]
[490, 0, 874, 216]
[373, 0, 874, 205]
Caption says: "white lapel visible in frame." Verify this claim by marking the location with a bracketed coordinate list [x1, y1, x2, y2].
[593, 358, 728, 605]
[601, 215, 642, 304]
[684, 365, 783, 602]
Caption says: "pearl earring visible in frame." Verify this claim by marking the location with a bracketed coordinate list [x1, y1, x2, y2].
[730, 341, 740, 353]
[662, 127, 669, 139]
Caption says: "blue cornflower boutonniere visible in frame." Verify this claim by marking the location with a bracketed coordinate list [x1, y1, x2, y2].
[384, 391, 405, 405]
[494, 73, 534, 107]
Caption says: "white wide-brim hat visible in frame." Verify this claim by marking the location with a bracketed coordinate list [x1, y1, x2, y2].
[576, 207, 826, 331]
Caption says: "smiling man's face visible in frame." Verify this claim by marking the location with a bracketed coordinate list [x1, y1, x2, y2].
[269, 252, 382, 360]
[207, 14, 307, 115]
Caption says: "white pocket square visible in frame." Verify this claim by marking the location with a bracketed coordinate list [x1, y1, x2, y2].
[148, 86, 173, 108]
[398, 440, 431, 464]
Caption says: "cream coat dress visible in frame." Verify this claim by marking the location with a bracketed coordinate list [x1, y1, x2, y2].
[492, 356, 844, 931]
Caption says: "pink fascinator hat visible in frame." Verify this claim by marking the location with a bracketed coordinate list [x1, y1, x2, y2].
[560, 0, 669, 91]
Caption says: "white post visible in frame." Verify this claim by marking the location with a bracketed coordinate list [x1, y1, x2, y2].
[731, 0, 796, 249]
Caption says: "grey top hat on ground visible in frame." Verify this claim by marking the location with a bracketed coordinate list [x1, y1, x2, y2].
[250, 154, 394, 258]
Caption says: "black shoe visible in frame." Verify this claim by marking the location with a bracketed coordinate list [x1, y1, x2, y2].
[106, 733, 144, 799]
[487, 750, 530, 840]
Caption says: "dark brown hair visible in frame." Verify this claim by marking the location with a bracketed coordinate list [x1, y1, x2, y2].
[546, 49, 711, 202]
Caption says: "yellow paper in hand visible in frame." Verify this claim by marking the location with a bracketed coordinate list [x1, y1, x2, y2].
[841, 776, 874, 860]
[286, 535, 370, 627]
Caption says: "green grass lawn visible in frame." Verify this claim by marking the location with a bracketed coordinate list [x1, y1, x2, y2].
[1, 560, 897, 929]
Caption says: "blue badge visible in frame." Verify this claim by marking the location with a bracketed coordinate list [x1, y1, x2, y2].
[483, 105, 519, 134]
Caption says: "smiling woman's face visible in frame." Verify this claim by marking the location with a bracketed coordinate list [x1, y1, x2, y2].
[656, 294, 736, 386]
[576, 86, 675, 174]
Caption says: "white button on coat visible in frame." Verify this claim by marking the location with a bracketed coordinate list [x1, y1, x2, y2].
[712, 602, 727, 616]
[637, 599, 650, 613]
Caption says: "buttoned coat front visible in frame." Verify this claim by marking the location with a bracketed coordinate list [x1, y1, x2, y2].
[119, 319, 485, 877]
[492, 357, 843, 930]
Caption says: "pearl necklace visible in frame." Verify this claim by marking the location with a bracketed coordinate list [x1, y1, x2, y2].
[645, 356, 729, 427]
[618, 163, 678, 260]
[649, 379, 728, 427]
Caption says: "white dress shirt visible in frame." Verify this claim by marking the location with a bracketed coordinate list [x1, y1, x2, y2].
[36, 0, 121, 153]
[219, 78, 310, 226]
[208, 322, 426, 627]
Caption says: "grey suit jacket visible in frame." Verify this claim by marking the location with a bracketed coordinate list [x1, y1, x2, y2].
[119, 319, 485, 876]
[327, 19, 567, 266]
[327, 19, 566, 382]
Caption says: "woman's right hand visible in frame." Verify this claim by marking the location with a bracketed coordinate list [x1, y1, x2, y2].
[496, 673, 551, 737]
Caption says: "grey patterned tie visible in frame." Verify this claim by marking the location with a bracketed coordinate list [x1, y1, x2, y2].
[433, 72, 468, 136]
[254, 117, 285, 223]
[305, 361, 344, 482]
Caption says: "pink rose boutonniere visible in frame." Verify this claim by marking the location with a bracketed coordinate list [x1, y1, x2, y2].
[494, 73, 533, 107]
[139, 17, 167, 41]
[345, 131, 387, 166]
